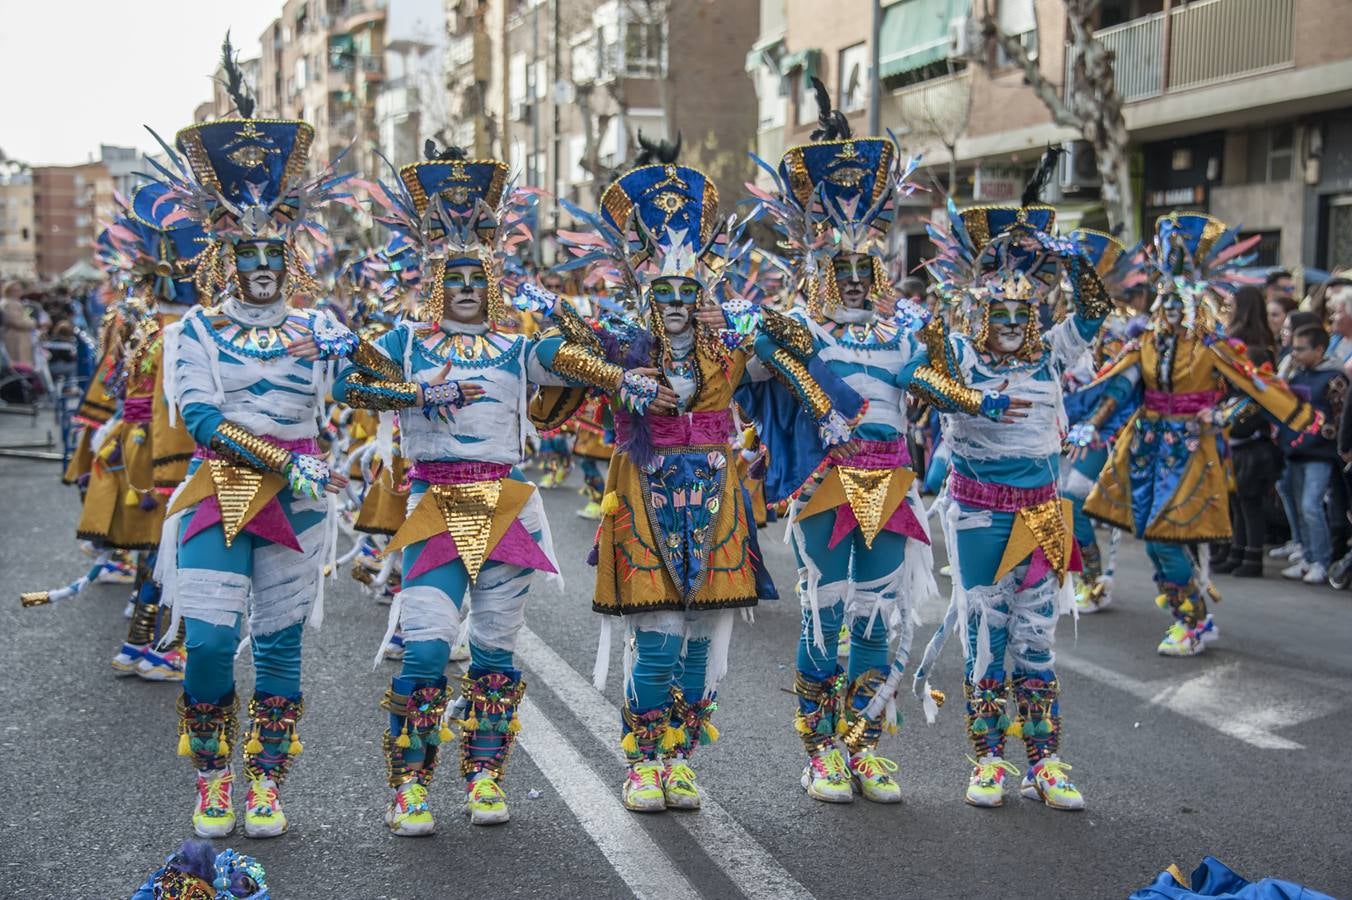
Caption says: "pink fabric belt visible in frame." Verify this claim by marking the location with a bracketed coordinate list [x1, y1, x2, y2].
[1143, 389, 1220, 415]
[614, 409, 733, 449]
[949, 471, 1058, 513]
[837, 438, 910, 470]
[121, 396, 152, 424]
[194, 436, 321, 460]
[410, 460, 513, 485]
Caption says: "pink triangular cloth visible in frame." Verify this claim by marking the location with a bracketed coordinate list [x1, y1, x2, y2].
[1018, 542, 1085, 591]
[404, 520, 558, 582]
[181, 495, 302, 552]
[827, 498, 930, 550]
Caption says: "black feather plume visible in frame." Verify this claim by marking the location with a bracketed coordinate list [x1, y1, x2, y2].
[219, 31, 255, 119]
[424, 140, 467, 161]
[809, 77, 851, 142]
[1021, 145, 1064, 207]
[634, 130, 682, 166]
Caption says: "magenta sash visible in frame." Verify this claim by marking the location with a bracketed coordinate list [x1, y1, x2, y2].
[613, 409, 734, 449]
[949, 471, 1057, 513]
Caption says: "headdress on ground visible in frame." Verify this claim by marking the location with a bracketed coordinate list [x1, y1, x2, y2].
[130, 839, 268, 900]
[360, 140, 536, 324]
[749, 78, 921, 318]
[1145, 211, 1261, 333]
[144, 32, 356, 302]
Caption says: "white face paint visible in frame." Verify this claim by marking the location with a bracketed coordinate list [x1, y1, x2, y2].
[1162, 295, 1184, 327]
[832, 252, 873, 309]
[986, 300, 1029, 355]
[235, 240, 286, 304]
[649, 277, 698, 335]
[442, 262, 489, 324]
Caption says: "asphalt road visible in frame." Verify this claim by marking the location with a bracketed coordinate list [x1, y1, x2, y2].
[2, 412, 1349, 899]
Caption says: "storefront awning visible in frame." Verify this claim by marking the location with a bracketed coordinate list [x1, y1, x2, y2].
[778, 48, 821, 87]
[879, 0, 969, 80]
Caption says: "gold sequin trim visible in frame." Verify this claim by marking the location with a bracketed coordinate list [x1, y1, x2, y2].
[761, 308, 813, 358]
[213, 421, 291, 472]
[352, 338, 404, 381]
[431, 480, 502, 582]
[910, 367, 983, 416]
[770, 348, 830, 418]
[549, 343, 624, 391]
[345, 375, 418, 411]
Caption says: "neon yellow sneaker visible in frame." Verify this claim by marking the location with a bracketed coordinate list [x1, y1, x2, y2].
[801, 746, 854, 803]
[836, 622, 850, 657]
[1020, 756, 1085, 811]
[467, 774, 510, 825]
[662, 760, 702, 810]
[576, 500, 602, 520]
[243, 776, 287, 838]
[386, 781, 435, 836]
[850, 750, 901, 803]
[192, 768, 236, 838]
[965, 754, 1019, 808]
[623, 761, 666, 812]
[1157, 621, 1206, 657]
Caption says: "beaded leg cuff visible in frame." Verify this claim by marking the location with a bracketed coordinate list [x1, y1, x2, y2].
[1012, 675, 1061, 764]
[176, 691, 238, 771]
[841, 670, 892, 755]
[126, 601, 160, 647]
[793, 669, 847, 754]
[381, 677, 452, 788]
[242, 692, 305, 783]
[964, 678, 1010, 759]
[1080, 543, 1102, 583]
[1158, 581, 1207, 628]
[621, 704, 670, 763]
[664, 688, 719, 760]
[458, 670, 526, 781]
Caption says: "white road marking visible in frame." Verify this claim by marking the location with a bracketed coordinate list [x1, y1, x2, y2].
[1057, 653, 1345, 751]
[516, 696, 702, 900]
[517, 626, 817, 900]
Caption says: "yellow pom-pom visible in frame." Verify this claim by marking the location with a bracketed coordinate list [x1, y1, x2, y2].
[439, 724, 455, 744]
[288, 737, 303, 756]
[600, 491, 619, 516]
[660, 726, 686, 752]
[177, 731, 192, 757]
[1154, 593, 1169, 610]
[395, 732, 411, 749]
[794, 716, 812, 735]
[740, 427, 757, 449]
[244, 734, 265, 756]
[124, 488, 140, 506]
[462, 714, 479, 733]
[620, 732, 638, 755]
[1179, 598, 1195, 614]
[1005, 721, 1023, 738]
[218, 736, 230, 757]
[702, 722, 719, 744]
[835, 716, 849, 735]
[508, 717, 522, 735]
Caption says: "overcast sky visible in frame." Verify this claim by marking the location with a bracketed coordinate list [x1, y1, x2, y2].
[0, 1, 285, 166]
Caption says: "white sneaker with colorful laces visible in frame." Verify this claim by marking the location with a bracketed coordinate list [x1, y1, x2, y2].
[192, 768, 236, 838]
[801, 746, 854, 803]
[1073, 577, 1113, 615]
[386, 780, 435, 836]
[662, 760, 702, 810]
[965, 754, 1019, 808]
[1157, 621, 1207, 657]
[467, 774, 510, 825]
[111, 642, 146, 676]
[1020, 755, 1084, 810]
[243, 776, 288, 838]
[623, 761, 666, 812]
[850, 750, 901, 803]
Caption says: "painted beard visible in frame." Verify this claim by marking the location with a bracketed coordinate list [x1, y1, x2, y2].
[240, 268, 282, 304]
[445, 291, 488, 324]
[661, 304, 692, 334]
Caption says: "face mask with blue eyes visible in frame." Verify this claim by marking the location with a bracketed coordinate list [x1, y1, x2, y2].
[235, 240, 287, 304]
[443, 267, 489, 292]
[986, 300, 1031, 354]
[649, 279, 701, 307]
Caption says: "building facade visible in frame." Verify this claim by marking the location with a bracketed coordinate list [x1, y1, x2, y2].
[747, 0, 1352, 270]
[32, 163, 114, 282]
[0, 162, 38, 281]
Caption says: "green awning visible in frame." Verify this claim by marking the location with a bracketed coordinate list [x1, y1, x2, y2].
[778, 48, 821, 87]
[879, 0, 969, 80]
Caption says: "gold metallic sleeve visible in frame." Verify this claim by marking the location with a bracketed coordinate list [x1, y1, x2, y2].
[549, 342, 624, 392]
[909, 366, 985, 416]
[343, 373, 420, 411]
[551, 300, 605, 354]
[760, 308, 814, 359]
[351, 337, 404, 381]
[768, 347, 832, 419]
[1072, 261, 1114, 321]
[210, 421, 293, 473]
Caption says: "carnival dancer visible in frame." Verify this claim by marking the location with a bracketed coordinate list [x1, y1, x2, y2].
[1060, 229, 1147, 615]
[1077, 213, 1315, 657]
[151, 43, 359, 839]
[552, 136, 864, 814]
[332, 143, 639, 834]
[912, 179, 1112, 811]
[746, 82, 1019, 805]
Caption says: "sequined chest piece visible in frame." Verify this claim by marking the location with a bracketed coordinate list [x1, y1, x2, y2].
[418, 330, 522, 368]
[832, 320, 900, 350]
[208, 312, 316, 360]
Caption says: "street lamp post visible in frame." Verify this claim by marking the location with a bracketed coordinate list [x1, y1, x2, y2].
[868, 0, 882, 135]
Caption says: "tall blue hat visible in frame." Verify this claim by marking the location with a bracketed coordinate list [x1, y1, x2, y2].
[121, 182, 208, 305]
[598, 162, 721, 283]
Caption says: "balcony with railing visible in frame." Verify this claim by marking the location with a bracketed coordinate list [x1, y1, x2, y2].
[1067, 0, 1295, 102]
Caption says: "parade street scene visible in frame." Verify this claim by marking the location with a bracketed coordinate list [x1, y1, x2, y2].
[0, 1, 1349, 898]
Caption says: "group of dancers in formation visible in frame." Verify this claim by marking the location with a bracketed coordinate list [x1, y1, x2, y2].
[25, 46, 1319, 887]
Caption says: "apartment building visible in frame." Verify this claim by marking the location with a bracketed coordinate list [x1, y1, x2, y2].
[0, 162, 37, 281]
[445, 0, 759, 263]
[31, 163, 114, 282]
[748, 0, 1352, 269]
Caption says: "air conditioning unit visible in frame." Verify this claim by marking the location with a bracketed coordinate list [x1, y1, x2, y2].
[1060, 140, 1102, 192]
[948, 16, 974, 58]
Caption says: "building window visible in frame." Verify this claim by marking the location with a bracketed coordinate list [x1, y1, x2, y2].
[622, 20, 664, 77]
[568, 134, 589, 184]
[796, 73, 817, 126]
[838, 43, 868, 113]
[1267, 125, 1293, 182]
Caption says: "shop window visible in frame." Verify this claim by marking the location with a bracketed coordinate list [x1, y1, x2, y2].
[838, 43, 868, 113]
[1239, 230, 1281, 267]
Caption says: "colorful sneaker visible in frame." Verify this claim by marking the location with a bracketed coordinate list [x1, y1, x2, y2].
[1157, 621, 1206, 657]
[192, 768, 236, 838]
[801, 746, 854, 803]
[622, 761, 666, 812]
[137, 646, 186, 682]
[96, 562, 135, 584]
[662, 760, 701, 810]
[836, 622, 850, 657]
[466, 774, 510, 826]
[111, 642, 146, 676]
[1073, 578, 1113, 615]
[850, 750, 901, 803]
[385, 780, 435, 836]
[576, 500, 602, 520]
[965, 754, 1018, 808]
[243, 776, 287, 838]
[383, 632, 405, 661]
[1020, 755, 1084, 810]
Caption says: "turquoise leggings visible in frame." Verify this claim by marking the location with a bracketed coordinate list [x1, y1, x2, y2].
[184, 618, 303, 704]
[626, 630, 710, 712]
